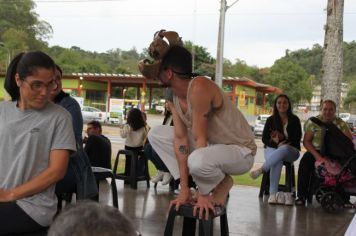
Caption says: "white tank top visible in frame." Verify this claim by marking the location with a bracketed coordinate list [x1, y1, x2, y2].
[173, 77, 257, 155]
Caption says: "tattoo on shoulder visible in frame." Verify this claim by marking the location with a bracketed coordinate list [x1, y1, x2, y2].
[179, 145, 189, 155]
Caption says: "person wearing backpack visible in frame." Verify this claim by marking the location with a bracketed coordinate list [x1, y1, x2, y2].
[295, 100, 353, 206]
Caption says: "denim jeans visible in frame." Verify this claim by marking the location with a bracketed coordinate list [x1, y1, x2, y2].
[144, 142, 169, 172]
[263, 145, 300, 194]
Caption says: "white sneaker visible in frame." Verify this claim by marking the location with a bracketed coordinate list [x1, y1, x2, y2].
[161, 172, 173, 185]
[276, 192, 285, 205]
[268, 193, 278, 204]
[249, 168, 263, 179]
[151, 170, 164, 183]
[284, 192, 294, 206]
[174, 189, 180, 195]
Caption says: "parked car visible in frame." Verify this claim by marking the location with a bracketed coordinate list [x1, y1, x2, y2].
[81, 106, 106, 123]
[346, 116, 356, 136]
[254, 114, 270, 136]
[340, 113, 351, 122]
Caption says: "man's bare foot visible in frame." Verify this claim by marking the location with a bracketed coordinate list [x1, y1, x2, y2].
[211, 175, 233, 206]
[191, 189, 214, 204]
[190, 188, 199, 203]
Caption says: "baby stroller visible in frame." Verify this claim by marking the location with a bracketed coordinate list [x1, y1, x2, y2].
[309, 117, 356, 213]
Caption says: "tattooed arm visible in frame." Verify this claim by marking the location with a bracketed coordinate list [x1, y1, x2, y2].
[166, 101, 192, 210]
[189, 77, 223, 148]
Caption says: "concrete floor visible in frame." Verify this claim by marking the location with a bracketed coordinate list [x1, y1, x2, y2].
[96, 180, 355, 236]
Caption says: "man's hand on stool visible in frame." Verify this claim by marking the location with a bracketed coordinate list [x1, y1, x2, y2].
[193, 194, 216, 220]
[169, 187, 191, 211]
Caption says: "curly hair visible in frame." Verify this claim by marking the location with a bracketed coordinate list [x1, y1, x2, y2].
[127, 108, 145, 131]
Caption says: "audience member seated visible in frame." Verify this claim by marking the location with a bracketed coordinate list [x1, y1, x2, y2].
[145, 101, 173, 185]
[120, 108, 148, 177]
[50, 65, 83, 201]
[296, 100, 353, 206]
[144, 142, 173, 185]
[0, 51, 76, 235]
[84, 120, 112, 169]
[250, 94, 301, 205]
[48, 201, 137, 236]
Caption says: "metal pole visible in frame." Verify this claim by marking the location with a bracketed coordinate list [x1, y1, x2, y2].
[192, 0, 197, 72]
[215, 0, 239, 87]
[215, 0, 227, 87]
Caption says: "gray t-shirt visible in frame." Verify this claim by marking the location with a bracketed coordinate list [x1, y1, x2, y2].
[0, 101, 76, 226]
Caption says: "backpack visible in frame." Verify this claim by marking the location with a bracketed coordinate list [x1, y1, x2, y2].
[310, 117, 355, 164]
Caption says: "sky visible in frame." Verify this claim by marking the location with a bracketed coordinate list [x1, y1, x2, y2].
[35, 0, 356, 68]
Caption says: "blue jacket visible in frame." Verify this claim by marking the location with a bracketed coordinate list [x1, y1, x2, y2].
[56, 92, 98, 199]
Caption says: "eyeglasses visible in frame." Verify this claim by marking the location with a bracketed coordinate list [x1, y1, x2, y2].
[22, 79, 58, 92]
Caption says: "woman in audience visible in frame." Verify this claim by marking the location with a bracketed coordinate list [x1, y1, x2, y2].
[120, 108, 149, 177]
[145, 102, 173, 185]
[250, 94, 302, 205]
[295, 100, 353, 206]
[0, 51, 76, 235]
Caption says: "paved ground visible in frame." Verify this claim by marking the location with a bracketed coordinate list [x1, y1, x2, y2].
[87, 113, 355, 235]
[96, 180, 355, 236]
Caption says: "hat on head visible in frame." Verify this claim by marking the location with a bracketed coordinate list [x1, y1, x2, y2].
[138, 30, 183, 80]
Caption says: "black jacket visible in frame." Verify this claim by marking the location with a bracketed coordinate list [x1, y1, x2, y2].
[262, 114, 302, 150]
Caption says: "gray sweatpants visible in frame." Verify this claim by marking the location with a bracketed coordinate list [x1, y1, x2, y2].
[148, 125, 254, 194]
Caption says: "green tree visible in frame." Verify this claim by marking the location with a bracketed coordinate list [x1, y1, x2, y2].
[344, 81, 356, 111]
[2, 28, 30, 56]
[184, 41, 216, 77]
[283, 44, 323, 82]
[0, 0, 52, 68]
[224, 59, 264, 82]
[279, 41, 356, 84]
[264, 59, 312, 105]
[343, 41, 356, 82]
[0, 0, 52, 45]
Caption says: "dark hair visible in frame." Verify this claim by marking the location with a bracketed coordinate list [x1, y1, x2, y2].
[4, 51, 56, 101]
[160, 45, 193, 79]
[272, 94, 293, 132]
[127, 108, 145, 131]
[272, 94, 293, 117]
[88, 120, 102, 132]
[48, 201, 137, 236]
[55, 64, 63, 77]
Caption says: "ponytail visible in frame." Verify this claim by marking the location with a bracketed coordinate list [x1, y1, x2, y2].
[4, 53, 24, 101]
[3, 51, 55, 101]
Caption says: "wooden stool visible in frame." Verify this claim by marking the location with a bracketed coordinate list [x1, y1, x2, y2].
[259, 161, 296, 197]
[91, 167, 118, 209]
[164, 204, 229, 236]
[113, 149, 150, 189]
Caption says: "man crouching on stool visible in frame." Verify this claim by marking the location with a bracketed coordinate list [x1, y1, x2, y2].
[138, 30, 256, 220]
